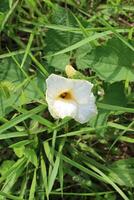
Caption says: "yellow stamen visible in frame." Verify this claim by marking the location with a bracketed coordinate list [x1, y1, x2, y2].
[58, 91, 74, 101]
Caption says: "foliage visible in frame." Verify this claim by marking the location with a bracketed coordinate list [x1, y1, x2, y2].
[0, 0, 134, 200]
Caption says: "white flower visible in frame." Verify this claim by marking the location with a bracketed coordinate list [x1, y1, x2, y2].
[46, 74, 97, 124]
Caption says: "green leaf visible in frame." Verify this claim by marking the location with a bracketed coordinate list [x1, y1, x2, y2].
[48, 153, 60, 193]
[46, 31, 111, 58]
[76, 44, 92, 69]
[0, 104, 46, 134]
[10, 140, 32, 158]
[14, 146, 25, 158]
[47, 54, 70, 71]
[0, 157, 26, 184]
[108, 158, 134, 187]
[0, 0, 9, 12]
[29, 168, 37, 200]
[24, 148, 38, 167]
[103, 82, 127, 106]
[0, 191, 23, 200]
[76, 38, 134, 82]
[10, 139, 31, 148]
[0, 76, 44, 115]
[41, 155, 48, 198]
[1, 158, 27, 195]
[43, 141, 54, 165]
[90, 109, 109, 137]
[26, 0, 37, 9]
[0, 55, 45, 117]
[0, 131, 28, 140]
[97, 103, 134, 113]
[0, 56, 27, 82]
[0, 160, 15, 176]
[45, 5, 82, 53]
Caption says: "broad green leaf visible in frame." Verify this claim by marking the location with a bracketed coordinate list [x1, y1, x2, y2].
[76, 38, 134, 82]
[46, 31, 111, 57]
[92, 82, 127, 136]
[0, 0, 9, 12]
[0, 56, 27, 82]
[108, 158, 134, 187]
[90, 109, 109, 137]
[0, 55, 44, 117]
[0, 76, 45, 117]
[76, 44, 92, 69]
[103, 82, 127, 106]
[45, 5, 82, 53]
[47, 54, 70, 71]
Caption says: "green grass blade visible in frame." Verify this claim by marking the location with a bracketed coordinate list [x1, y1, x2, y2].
[45, 31, 113, 57]
[14, 106, 54, 129]
[20, 32, 34, 69]
[41, 155, 49, 199]
[60, 154, 105, 182]
[0, 192, 23, 200]
[0, 0, 19, 31]
[108, 122, 134, 131]
[48, 153, 60, 194]
[0, 105, 46, 134]
[28, 168, 37, 200]
[0, 131, 28, 140]
[56, 126, 106, 138]
[98, 103, 134, 113]
[99, 18, 134, 52]
[84, 162, 129, 200]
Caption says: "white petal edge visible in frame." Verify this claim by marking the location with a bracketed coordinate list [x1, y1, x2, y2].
[72, 80, 93, 104]
[46, 74, 73, 99]
[74, 94, 98, 124]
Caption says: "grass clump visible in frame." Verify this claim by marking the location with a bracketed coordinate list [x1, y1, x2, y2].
[0, 0, 134, 200]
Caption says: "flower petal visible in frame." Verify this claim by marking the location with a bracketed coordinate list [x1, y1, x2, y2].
[46, 74, 73, 99]
[46, 74, 97, 123]
[51, 99, 77, 119]
[72, 80, 93, 104]
[74, 94, 97, 124]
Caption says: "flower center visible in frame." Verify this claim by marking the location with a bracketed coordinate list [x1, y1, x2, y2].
[58, 91, 73, 100]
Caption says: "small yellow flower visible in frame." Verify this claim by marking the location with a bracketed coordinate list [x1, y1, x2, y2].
[46, 74, 97, 124]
